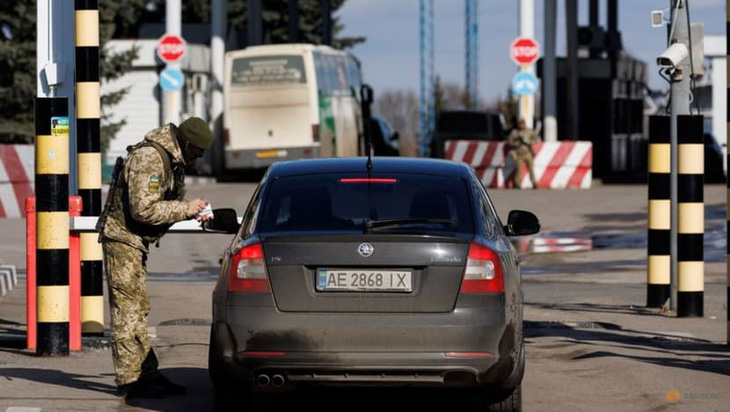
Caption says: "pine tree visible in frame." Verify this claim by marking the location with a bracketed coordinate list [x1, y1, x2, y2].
[0, 0, 139, 149]
[0, 1, 36, 143]
[177, 0, 364, 49]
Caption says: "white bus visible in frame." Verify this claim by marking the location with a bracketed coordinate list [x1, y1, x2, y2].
[222, 44, 364, 172]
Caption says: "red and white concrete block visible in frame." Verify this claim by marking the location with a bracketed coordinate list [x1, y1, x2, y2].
[0, 145, 34, 218]
[444, 140, 593, 189]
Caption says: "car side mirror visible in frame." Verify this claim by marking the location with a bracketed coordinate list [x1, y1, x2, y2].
[504, 210, 540, 236]
[203, 208, 239, 234]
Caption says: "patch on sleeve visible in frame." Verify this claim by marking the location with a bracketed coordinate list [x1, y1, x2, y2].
[148, 175, 160, 193]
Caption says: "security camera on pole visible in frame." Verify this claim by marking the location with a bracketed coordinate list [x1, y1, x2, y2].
[159, 0, 185, 126]
[656, 0, 704, 317]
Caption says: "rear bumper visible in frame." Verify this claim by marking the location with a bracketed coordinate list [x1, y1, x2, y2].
[224, 145, 320, 170]
[210, 303, 520, 390]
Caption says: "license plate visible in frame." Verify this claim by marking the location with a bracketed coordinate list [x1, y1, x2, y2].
[316, 269, 413, 292]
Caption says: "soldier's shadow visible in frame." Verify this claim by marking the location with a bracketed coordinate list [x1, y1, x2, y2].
[124, 367, 213, 412]
[0, 367, 117, 395]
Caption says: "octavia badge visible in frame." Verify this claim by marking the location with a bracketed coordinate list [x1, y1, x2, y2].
[358, 242, 374, 257]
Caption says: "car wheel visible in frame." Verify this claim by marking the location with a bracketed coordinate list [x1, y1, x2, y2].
[208, 326, 226, 385]
[481, 384, 522, 412]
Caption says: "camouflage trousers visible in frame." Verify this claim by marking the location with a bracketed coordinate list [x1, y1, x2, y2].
[103, 240, 159, 386]
[509, 151, 538, 189]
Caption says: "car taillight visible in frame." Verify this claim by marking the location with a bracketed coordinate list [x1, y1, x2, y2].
[312, 124, 320, 142]
[460, 243, 504, 294]
[228, 243, 270, 293]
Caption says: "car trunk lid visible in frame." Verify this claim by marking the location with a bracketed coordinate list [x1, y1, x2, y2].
[263, 235, 469, 313]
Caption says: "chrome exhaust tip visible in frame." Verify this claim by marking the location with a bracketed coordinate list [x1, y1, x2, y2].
[256, 374, 271, 387]
[271, 374, 285, 388]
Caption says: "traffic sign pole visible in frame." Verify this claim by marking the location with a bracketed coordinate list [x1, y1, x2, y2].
[162, 0, 183, 126]
[510, 36, 539, 130]
[519, 0, 535, 129]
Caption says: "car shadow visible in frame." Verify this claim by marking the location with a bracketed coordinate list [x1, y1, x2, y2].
[126, 368, 479, 412]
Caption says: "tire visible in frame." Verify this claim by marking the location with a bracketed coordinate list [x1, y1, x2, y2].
[482, 384, 522, 412]
[209, 327, 254, 411]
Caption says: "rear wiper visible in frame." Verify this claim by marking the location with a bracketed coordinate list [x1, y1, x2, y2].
[363, 218, 456, 233]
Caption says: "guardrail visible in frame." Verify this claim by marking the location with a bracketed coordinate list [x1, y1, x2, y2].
[69, 216, 211, 233]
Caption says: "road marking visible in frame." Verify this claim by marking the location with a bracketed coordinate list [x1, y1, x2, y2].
[6, 407, 42, 412]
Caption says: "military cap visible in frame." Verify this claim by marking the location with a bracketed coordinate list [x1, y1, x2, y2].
[179, 117, 213, 149]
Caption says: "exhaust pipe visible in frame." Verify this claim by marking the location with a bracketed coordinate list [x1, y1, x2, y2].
[271, 374, 285, 388]
[256, 374, 271, 387]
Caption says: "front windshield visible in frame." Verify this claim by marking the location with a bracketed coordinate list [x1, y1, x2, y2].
[258, 173, 474, 236]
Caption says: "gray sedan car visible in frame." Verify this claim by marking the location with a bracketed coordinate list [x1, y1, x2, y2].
[207, 157, 539, 411]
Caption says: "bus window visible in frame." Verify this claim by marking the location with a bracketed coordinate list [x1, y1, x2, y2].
[345, 57, 361, 94]
[313, 52, 326, 94]
[325, 55, 338, 94]
[336, 56, 347, 93]
[231, 55, 306, 87]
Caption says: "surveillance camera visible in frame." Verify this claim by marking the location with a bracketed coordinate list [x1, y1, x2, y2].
[656, 43, 689, 68]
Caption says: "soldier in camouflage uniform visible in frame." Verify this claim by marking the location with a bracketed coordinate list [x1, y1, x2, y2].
[100, 117, 213, 399]
[507, 118, 539, 189]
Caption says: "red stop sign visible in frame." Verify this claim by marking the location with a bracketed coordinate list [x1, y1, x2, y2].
[510, 37, 540, 65]
[157, 34, 187, 64]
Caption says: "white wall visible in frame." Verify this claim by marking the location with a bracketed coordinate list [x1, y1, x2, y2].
[704, 36, 726, 173]
[101, 40, 212, 170]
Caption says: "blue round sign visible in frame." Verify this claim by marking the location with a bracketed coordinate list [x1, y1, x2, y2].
[159, 67, 185, 92]
[511, 72, 539, 96]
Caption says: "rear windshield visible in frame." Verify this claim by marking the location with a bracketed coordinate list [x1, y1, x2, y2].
[259, 173, 474, 236]
[231, 55, 306, 87]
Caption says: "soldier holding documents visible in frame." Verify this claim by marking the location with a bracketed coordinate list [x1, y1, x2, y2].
[98, 117, 214, 399]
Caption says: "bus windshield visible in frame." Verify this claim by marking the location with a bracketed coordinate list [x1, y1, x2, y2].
[231, 55, 307, 87]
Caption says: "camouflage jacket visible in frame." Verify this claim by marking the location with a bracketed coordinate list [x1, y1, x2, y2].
[101, 124, 191, 252]
[507, 129, 538, 157]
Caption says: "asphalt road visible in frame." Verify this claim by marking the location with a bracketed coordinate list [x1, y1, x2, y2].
[0, 181, 728, 411]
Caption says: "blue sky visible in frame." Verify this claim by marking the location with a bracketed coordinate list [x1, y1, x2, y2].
[338, 0, 726, 103]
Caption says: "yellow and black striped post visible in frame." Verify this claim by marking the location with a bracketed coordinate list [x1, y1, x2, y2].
[35, 98, 70, 355]
[75, 0, 104, 335]
[677, 115, 704, 317]
[648, 116, 671, 307]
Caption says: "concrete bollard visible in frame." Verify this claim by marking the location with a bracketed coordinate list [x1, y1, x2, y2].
[647, 116, 671, 308]
[677, 115, 704, 318]
[75, 0, 105, 337]
[35, 97, 70, 355]
[0, 271, 8, 297]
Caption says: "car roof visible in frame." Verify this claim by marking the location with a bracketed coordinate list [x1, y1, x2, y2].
[268, 157, 474, 179]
